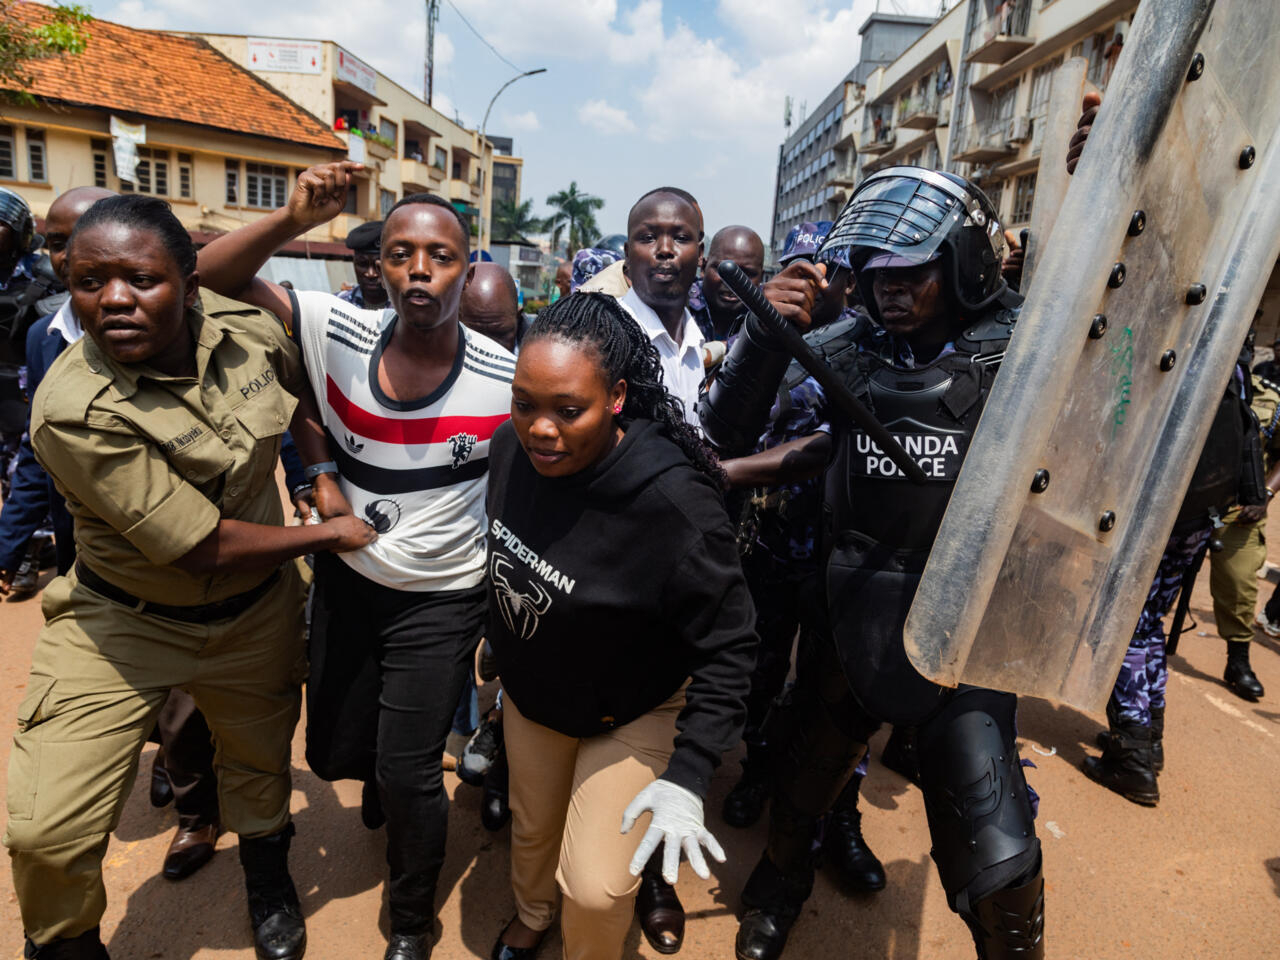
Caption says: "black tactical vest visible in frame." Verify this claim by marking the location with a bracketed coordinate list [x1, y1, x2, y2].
[822, 310, 1013, 724]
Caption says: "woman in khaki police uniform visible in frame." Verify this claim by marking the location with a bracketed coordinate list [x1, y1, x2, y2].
[3, 195, 374, 960]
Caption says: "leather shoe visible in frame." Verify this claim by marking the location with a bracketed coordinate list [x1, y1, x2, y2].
[489, 918, 545, 959]
[1224, 659, 1265, 700]
[150, 756, 173, 808]
[163, 821, 219, 881]
[735, 908, 795, 960]
[384, 933, 431, 960]
[635, 869, 684, 954]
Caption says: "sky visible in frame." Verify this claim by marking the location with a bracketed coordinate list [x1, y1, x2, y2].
[92, 0, 944, 246]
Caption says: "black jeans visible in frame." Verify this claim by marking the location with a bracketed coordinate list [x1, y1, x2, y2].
[306, 553, 486, 935]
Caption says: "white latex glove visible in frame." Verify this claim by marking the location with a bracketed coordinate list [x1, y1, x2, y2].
[621, 778, 726, 883]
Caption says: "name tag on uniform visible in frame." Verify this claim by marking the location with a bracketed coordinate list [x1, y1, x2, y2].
[852, 417, 968, 481]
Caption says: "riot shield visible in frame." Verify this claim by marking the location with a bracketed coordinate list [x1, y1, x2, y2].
[903, 0, 1280, 714]
[1020, 56, 1089, 291]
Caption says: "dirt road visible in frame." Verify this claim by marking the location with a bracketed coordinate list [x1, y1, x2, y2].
[2, 526, 1279, 959]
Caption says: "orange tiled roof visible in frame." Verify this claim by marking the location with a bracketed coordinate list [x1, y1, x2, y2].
[5, 3, 344, 152]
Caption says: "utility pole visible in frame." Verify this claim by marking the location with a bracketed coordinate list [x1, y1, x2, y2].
[425, 0, 440, 105]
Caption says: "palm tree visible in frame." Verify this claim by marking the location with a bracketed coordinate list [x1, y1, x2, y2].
[493, 198, 547, 243]
[545, 182, 605, 257]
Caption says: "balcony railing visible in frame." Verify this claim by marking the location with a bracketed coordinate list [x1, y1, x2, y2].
[951, 120, 1017, 164]
[860, 128, 896, 155]
[897, 91, 941, 130]
[966, 0, 1035, 64]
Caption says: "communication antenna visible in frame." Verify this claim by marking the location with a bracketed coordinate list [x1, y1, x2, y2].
[784, 95, 793, 132]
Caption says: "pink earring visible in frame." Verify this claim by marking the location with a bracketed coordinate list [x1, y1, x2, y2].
[613, 403, 623, 414]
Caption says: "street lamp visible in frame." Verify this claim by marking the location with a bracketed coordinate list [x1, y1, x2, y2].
[479, 67, 546, 253]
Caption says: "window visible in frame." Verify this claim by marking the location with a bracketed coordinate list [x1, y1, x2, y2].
[177, 152, 193, 199]
[91, 139, 108, 188]
[1011, 172, 1036, 223]
[0, 126, 15, 179]
[245, 163, 288, 209]
[991, 82, 1018, 131]
[379, 119, 397, 148]
[1029, 57, 1063, 116]
[121, 146, 169, 195]
[380, 188, 395, 218]
[433, 146, 447, 171]
[26, 129, 46, 183]
[225, 159, 239, 204]
[452, 160, 464, 180]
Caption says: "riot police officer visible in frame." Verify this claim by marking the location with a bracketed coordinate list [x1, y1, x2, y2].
[701, 167, 1043, 960]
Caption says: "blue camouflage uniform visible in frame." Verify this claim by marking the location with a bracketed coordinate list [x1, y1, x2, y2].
[570, 247, 621, 292]
[1112, 526, 1214, 725]
[1110, 359, 1258, 725]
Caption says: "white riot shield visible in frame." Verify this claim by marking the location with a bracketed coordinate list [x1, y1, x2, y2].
[903, 0, 1280, 714]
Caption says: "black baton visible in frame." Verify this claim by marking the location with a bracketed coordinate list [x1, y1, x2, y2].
[718, 260, 927, 485]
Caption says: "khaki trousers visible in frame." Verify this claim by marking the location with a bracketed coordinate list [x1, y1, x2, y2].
[504, 688, 683, 960]
[1209, 512, 1267, 644]
[4, 561, 307, 944]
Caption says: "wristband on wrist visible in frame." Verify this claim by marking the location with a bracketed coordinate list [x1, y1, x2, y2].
[289, 482, 313, 500]
[304, 460, 339, 480]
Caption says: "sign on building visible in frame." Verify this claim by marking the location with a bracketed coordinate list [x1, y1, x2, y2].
[247, 38, 322, 75]
[335, 47, 378, 97]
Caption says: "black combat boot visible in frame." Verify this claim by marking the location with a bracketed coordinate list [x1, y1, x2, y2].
[384, 932, 431, 960]
[736, 792, 819, 960]
[24, 928, 110, 959]
[735, 854, 813, 960]
[1095, 703, 1165, 771]
[1224, 642, 1265, 700]
[239, 824, 307, 960]
[722, 752, 771, 829]
[823, 775, 885, 892]
[965, 856, 1045, 959]
[1081, 715, 1158, 806]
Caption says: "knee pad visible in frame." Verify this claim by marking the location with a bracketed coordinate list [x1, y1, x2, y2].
[917, 689, 1040, 915]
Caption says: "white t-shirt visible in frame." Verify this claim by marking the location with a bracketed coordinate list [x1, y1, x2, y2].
[617, 286, 704, 426]
[293, 291, 515, 591]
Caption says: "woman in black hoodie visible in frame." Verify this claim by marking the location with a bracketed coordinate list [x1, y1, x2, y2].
[485, 293, 757, 960]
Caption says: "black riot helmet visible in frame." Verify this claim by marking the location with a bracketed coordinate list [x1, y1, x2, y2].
[816, 166, 1015, 324]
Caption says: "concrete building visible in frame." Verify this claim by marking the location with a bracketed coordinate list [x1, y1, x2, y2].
[488, 135, 524, 210]
[943, 0, 1138, 229]
[195, 32, 522, 250]
[770, 1, 1146, 262]
[769, 12, 935, 265]
[0, 3, 348, 258]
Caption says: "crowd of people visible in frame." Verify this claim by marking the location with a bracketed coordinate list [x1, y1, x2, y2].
[0, 93, 1273, 960]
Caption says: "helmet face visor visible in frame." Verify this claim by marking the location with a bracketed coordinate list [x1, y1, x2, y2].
[818, 167, 1004, 276]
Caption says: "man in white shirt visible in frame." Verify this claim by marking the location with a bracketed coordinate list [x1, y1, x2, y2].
[197, 164, 513, 960]
[615, 188, 705, 425]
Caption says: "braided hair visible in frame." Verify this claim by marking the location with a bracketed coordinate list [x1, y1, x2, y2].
[525, 292, 728, 488]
